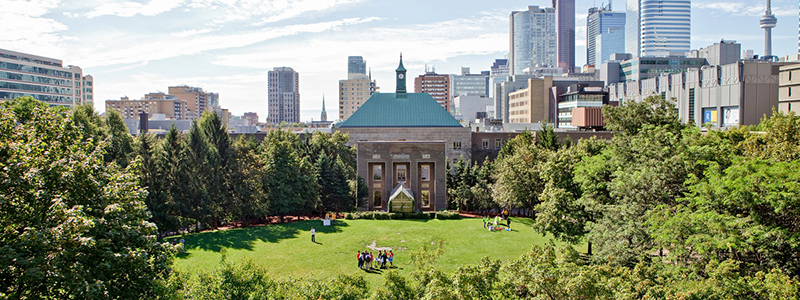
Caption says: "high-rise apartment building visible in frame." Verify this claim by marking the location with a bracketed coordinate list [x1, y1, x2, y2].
[626, 0, 691, 57]
[553, 0, 576, 73]
[168, 85, 217, 120]
[0, 48, 93, 107]
[268, 67, 300, 125]
[509, 6, 557, 75]
[415, 71, 452, 111]
[348, 56, 367, 76]
[587, 5, 626, 65]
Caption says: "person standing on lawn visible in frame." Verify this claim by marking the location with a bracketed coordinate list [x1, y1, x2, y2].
[388, 250, 394, 267]
[311, 227, 316, 242]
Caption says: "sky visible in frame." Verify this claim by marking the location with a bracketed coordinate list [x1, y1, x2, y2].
[1, 0, 799, 122]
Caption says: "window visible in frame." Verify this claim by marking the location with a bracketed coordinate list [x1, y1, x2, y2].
[421, 165, 430, 181]
[373, 191, 382, 207]
[453, 141, 462, 150]
[396, 165, 407, 182]
[495, 138, 502, 150]
[372, 165, 382, 181]
[482, 139, 489, 149]
[421, 190, 430, 207]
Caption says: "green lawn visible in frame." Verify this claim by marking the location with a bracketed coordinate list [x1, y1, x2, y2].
[167, 217, 586, 288]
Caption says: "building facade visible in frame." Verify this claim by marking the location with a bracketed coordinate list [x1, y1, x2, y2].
[105, 94, 188, 120]
[452, 67, 489, 98]
[453, 94, 493, 123]
[556, 84, 609, 128]
[0, 48, 93, 107]
[339, 74, 378, 121]
[587, 6, 626, 65]
[553, 0, 576, 73]
[508, 77, 554, 123]
[348, 56, 367, 76]
[609, 60, 786, 127]
[626, 0, 691, 57]
[168, 85, 217, 120]
[414, 72, 452, 111]
[509, 6, 557, 75]
[778, 64, 800, 114]
[268, 67, 300, 125]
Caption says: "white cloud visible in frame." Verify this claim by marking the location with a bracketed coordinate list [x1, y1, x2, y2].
[86, 0, 186, 18]
[0, 0, 69, 56]
[187, 0, 368, 26]
[73, 17, 381, 68]
[172, 28, 216, 37]
[693, 1, 796, 17]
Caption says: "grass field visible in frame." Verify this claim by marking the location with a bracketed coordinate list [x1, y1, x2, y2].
[167, 217, 586, 288]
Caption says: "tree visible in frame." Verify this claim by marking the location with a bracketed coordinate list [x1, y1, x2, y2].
[104, 108, 135, 168]
[316, 153, 353, 213]
[493, 142, 550, 216]
[261, 130, 318, 221]
[0, 98, 175, 299]
[536, 123, 559, 151]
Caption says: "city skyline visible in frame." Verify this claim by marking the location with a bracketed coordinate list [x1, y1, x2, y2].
[2, 0, 800, 122]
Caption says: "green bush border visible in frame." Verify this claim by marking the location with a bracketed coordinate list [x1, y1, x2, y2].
[343, 210, 460, 220]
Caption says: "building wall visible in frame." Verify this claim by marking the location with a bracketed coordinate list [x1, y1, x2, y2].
[554, 0, 576, 73]
[609, 61, 785, 127]
[0, 48, 91, 107]
[508, 77, 553, 123]
[335, 126, 472, 164]
[414, 73, 451, 111]
[106, 96, 188, 120]
[453, 94, 493, 123]
[357, 141, 446, 212]
[268, 67, 300, 125]
[587, 9, 625, 65]
[779, 64, 800, 114]
[339, 75, 378, 121]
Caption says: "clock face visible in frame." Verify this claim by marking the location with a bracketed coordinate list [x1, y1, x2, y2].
[398, 74, 404, 79]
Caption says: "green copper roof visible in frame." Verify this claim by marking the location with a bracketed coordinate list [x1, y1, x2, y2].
[339, 93, 462, 127]
[396, 54, 406, 72]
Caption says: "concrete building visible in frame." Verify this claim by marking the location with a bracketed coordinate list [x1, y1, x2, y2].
[452, 67, 489, 98]
[357, 141, 447, 212]
[509, 5, 557, 75]
[626, 0, 691, 57]
[778, 64, 800, 114]
[168, 85, 217, 120]
[453, 94, 493, 123]
[556, 84, 609, 129]
[609, 60, 787, 127]
[414, 71, 452, 111]
[106, 94, 188, 120]
[0, 48, 93, 107]
[587, 4, 626, 65]
[268, 67, 300, 125]
[489, 59, 510, 117]
[689, 40, 742, 66]
[339, 74, 378, 121]
[508, 77, 554, 123]
[348, 56, 367, 75]
[619, 56, 707, 82]
[553, 0, 576, 73]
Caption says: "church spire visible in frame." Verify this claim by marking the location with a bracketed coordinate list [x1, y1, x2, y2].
[320, 94, 328, 122]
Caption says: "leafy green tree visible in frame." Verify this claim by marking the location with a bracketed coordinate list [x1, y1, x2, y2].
[229, 136, 268, 226]
[493, 142, 550, 216]
[262, 131, 319, 222]
[71, 103, 105, 142]
[0, 98, 175, 299]
[536, 123, 560, 151]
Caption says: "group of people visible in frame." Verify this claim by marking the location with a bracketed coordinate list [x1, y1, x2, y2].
[483, 214, 511, 231]
[357, 250, 393, 270]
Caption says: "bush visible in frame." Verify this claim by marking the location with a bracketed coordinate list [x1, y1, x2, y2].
[340, 211, 460, 220]
[435, 211, 461, 220]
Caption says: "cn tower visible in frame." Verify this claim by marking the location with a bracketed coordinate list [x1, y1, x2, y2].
[760, 0, 778, 57]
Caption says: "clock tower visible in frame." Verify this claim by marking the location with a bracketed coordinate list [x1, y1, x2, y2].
[395, 54, 407, 95]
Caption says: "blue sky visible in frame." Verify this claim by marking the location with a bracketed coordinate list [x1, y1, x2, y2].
[1, 0, 798, 122]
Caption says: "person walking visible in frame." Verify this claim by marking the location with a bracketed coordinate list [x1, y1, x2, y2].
[388, 250, 394, 267]
[357, 251, 363, 269]
[381, 251, 388, 269]
[507, 217, 512, 229]
[483, 216, 488, 228]
[310, 227, 316, 243]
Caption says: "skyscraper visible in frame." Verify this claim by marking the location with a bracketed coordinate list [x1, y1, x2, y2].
[509, 6, 557, 75]
[587, 5, 626, 65]
[268, 67, 300, 125]
[348, 56, 366, 75]
[626, 0, 691, 57]
[553, 0, 576, 73]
